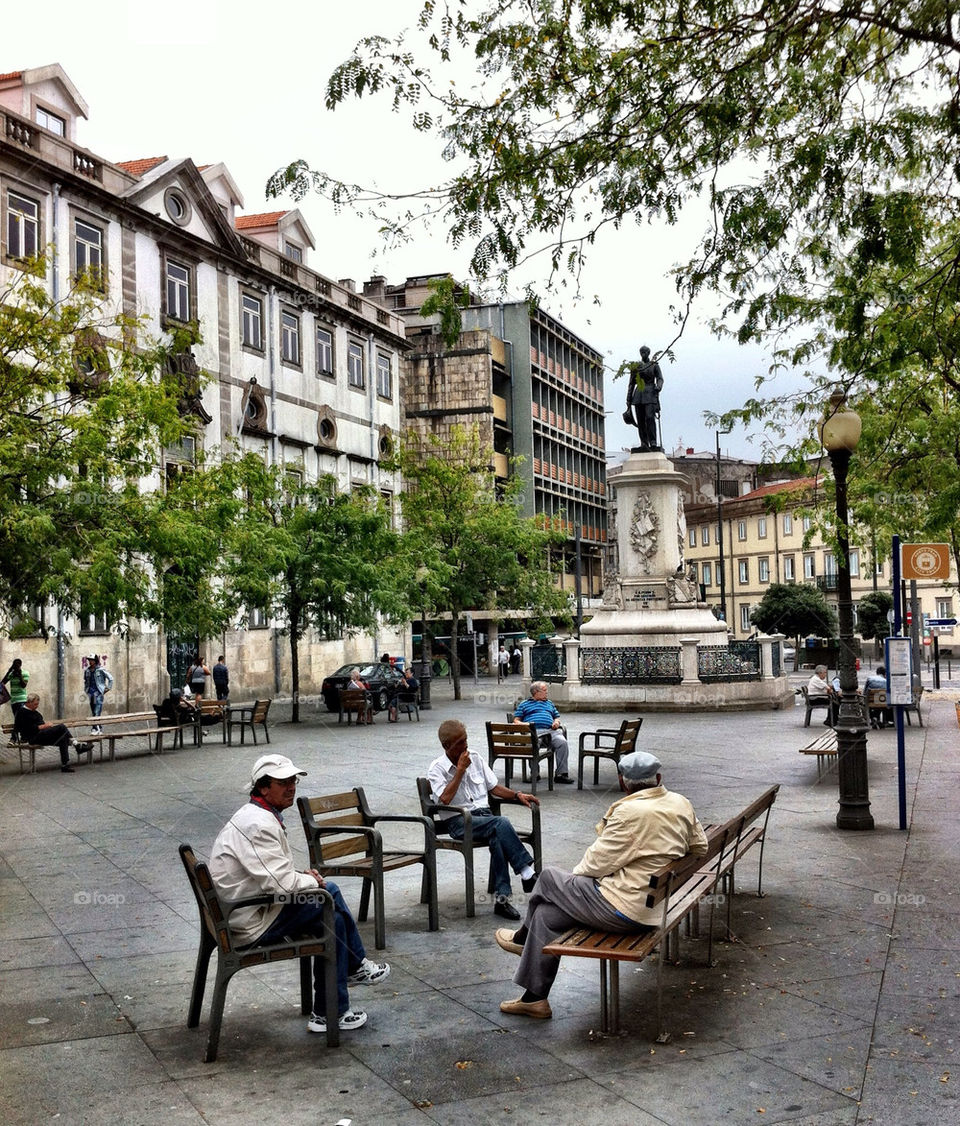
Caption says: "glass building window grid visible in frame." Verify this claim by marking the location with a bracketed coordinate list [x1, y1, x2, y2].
[316, 326, 333, 375]
[376, 354, 392, 398]
[36, 106, 66, 135]
[7, 190, 40, 259]
[737, 520, 747, 541]
[740, 604, 751, 631]
[803, 553, 815, 579]
[757, 516, 767, 539]
[783, 512, 793, 534]
[738, 559, 749, 583]
[759, 557, 770, 582]
[702, 561, 712, 586]
[347, 340, 364, 387]
[783, 554, 795, 580]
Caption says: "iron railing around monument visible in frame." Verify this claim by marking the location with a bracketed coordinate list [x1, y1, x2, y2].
[531, 644, 566, 683]
[770, 640, 782, 679]
[698, 640, 761, 682]
[580, 646, 682, 685]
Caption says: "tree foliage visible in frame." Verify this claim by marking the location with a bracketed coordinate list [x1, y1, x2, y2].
[269, 0, 960, 545]
[211, 454, 403, 721]
[388, 425, 569, 699]
[857, 590, 893, 642]
[750, 582, 837, 645]
[0, 266, 204, 630]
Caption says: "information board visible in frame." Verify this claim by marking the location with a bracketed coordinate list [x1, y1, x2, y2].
[885, 637, 914, 706]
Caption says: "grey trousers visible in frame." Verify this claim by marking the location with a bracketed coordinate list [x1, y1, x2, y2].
[538, 729, 569, 774]
[514, 865, 648, 998]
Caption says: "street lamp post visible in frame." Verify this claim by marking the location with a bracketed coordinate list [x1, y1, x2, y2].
[819, 392, 874, 830]
[716, 428, 731, 623]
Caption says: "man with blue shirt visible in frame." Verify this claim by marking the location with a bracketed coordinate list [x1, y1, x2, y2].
[513, 681, 573, 783]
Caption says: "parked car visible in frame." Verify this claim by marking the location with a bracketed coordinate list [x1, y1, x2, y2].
[320, 663, 406, 713]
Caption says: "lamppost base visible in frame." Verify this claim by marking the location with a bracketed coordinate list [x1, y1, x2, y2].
[836, 805, 875, 831]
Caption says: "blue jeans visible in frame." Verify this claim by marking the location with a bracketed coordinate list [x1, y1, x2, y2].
[446, 807, 533, 898]
[257, 880, 365, 1016]
[87, 690, 104, 718]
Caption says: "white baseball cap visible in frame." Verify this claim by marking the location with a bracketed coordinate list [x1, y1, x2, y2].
[248, 754, 308, 790]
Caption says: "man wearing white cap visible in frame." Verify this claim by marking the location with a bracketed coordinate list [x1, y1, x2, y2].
[209, 753, 390, 1033]
[495, 749, 707, 1019]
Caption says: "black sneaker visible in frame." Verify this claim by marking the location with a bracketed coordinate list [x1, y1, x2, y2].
[61, 766, 75, 773]
[494, 897, 521, 921]
[554, 773, 574, 784]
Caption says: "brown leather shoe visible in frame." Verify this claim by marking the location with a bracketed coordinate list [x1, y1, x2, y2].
[495, 928, 523, 955]
[499, 996, 551, 1019]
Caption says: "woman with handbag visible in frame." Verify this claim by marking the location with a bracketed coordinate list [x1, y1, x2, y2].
[1, 658, 29, 715]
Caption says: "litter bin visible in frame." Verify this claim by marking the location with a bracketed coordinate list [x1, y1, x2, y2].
[418, 659, 432, 710]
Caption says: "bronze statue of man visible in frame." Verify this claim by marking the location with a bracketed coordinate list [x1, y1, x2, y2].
[622, 345, 664, 449]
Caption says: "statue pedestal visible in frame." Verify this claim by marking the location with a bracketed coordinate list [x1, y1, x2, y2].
[581, 449, 728, 648]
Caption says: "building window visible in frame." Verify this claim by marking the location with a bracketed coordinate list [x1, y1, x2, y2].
[738, 560, 749, 584]
[6, 190, 40, 260]
[241, 293, 263, 350]
[802, 514, 812, 532]
[803, 553, 815, 579]
[740, 604, 751, 632]
[701, 525, 710, 546]
[376, 353, 392, 399]
[737, 520, 747, 541]
[824, 552, 836, 577]
[783, 554, 795, 581]
[783, 512, 793, 535]
[249, 606, 269, 629]
[80, 607, 110, 634]
[347, 340, 364, 388]
[316, 327, 334, 376]
[759, 557, 770, 583]
[701, 562, 712, 586]
[875, 559, 884, 577]
[284, 241, 303, 262]
[74, 218, 104, 287]
[757, 516, 767, 539]
[689, 527, 697, 548]
[281, 310, 301, 365]
[163, 187, 192, 226]
[165, 257, 192, 323]
[36, 106, 65, 135]
[936, 598, 953, 619]
[849, 550, 860, 577]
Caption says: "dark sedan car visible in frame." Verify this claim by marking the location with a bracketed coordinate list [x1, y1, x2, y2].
[320, 663, 406, 713]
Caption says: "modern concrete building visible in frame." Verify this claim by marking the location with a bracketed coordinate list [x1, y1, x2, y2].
[0, 64, 407, 709]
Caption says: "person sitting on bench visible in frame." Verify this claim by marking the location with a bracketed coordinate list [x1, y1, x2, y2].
[494, 749, 707, 1019]
[14, 693, 82, 773]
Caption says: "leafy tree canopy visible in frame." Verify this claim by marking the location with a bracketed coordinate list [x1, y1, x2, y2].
[750, 582, 838, 642]
[857, 590, 893, 642]
[269, 1, 960, 548]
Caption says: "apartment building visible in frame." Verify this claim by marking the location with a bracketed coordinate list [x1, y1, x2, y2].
[0, 64, 407, 705]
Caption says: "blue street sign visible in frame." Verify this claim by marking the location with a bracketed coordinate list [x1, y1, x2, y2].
[927, 618, 957, 626]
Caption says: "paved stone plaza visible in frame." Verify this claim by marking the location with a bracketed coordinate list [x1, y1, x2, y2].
[0, 678, 956, 1125]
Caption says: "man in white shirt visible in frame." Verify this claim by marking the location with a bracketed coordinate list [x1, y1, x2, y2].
[209, 753, 390, 1034]
[494, 750, 707, 1019]
[427, 720, 540, 921]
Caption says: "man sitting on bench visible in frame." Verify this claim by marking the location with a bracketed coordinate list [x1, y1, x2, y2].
[14, 693, 83, 773]
[494, 749, 707, 1019]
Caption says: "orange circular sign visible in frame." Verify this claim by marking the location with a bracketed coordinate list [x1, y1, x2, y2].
[901, 543, 950, 581]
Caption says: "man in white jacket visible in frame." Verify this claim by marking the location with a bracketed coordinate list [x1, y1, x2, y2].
[209, 753, 390, 1033]
[494, 749, 707, 1019]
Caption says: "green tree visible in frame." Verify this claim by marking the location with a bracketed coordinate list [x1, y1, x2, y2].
[389, 426, 569, 700]
[214, 454, 402, 722]
[857, 590, 893, 646]
[0, 265, 205, 630]
[270, 1, 960, 535]
[750, 583, 837, 651]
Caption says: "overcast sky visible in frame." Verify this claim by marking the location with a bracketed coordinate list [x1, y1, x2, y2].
[22, 0, 813, 461]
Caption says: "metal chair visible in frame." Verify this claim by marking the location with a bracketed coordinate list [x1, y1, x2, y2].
[297, 789, 438, 950]
[415, 777, 542, 917]
[577, 717, 643, 789]
[486, 720, 554, 794]
[178, 843, 339, 1060]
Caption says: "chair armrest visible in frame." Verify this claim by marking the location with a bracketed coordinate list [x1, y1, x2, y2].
[223, 886, 333, 916]
[368, 813, 438, 848]
[578, 729, 619, 751]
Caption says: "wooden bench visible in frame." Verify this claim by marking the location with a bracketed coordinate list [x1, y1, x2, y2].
[486, 721, 554, 794]
[2, 724, 94, 773]
[542, 784, 779, 1039]
[577, 717, 643, 789]
[798, 728, 838, 780]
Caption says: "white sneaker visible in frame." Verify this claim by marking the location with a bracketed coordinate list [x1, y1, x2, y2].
[307, 1008, 367, 1033]
[347, 958, 391, 986]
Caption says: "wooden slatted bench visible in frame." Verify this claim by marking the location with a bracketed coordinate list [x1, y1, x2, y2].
[2, 724, 94, 773]
[542, 784, 779, 1040]
[798, 729, 838, 780]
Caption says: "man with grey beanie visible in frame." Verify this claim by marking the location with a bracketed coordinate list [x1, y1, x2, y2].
[495, 749, 707, 1019]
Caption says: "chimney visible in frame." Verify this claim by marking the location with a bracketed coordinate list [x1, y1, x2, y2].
[686, 447, 694, 455]
[339, 278, 356, 292]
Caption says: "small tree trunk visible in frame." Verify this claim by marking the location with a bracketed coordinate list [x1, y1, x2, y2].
[450, 610, 462, 701]
[289, 603, 302, 724]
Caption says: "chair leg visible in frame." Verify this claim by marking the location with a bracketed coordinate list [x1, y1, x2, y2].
[463, 848, 476, 918]
[299, 956, 312, 1015]
[372, 872, 386, 951]
[322, 948, 340, 1048]
[358, 877, 372, 923]
[187, 934, 215, 1027]
[594, 756, 600, 786]
[424, 857, 439, 932]
[263, 723, 271, 743]
[204, 966, 233, 1063]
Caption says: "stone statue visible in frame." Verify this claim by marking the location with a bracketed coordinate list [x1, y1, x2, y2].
[628, 491, 659, 575]
[622, 345, 664, 449]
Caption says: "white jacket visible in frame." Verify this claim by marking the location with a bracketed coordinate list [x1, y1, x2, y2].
[208, 802, 320, 945]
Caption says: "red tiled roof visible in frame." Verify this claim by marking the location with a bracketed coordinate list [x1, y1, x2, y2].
[739, 476, 819, 502]
[196, 163, 210, 171]
[115, 156, 168, 178]
[0, 71, 24, 83]
[235, 210, 288, 230]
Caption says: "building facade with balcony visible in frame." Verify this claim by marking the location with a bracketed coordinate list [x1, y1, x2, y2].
[0, 64, 407, 709]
